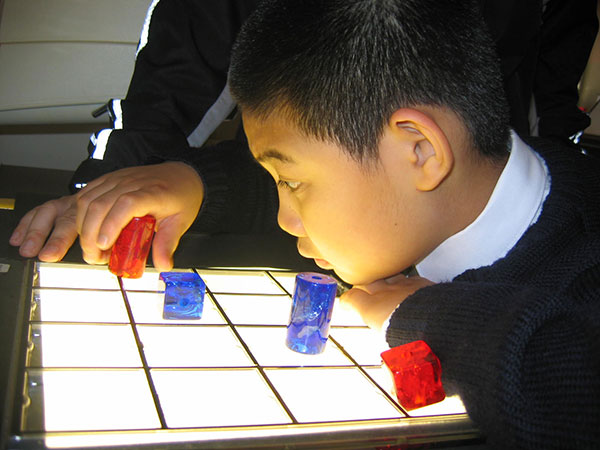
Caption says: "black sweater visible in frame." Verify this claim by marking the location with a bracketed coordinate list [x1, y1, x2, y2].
[386, 139, 600, 448]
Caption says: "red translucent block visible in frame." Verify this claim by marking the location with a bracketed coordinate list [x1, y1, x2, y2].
[108, 215, 156, 279]
[380, 340, 445, 411]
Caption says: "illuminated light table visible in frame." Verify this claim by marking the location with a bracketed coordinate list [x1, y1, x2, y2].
[2, 261, 480, 449]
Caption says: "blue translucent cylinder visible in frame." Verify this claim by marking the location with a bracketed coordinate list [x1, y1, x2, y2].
[286, 272, 337, 354]
[160, 272, 206, 320]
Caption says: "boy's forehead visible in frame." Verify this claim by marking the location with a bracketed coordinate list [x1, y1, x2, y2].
[243, 110, 296, 138]
[242, 110, 383, 173]
[255, 149, 295, 165]
[242, 110, 384, 173]
[242, 111, 308, 160]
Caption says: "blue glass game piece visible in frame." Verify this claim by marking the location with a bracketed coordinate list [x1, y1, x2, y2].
[286, 272, 337, 354]
[160, 272, 206, 320]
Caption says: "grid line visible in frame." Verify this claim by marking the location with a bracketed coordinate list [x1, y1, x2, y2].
[12, 262, 472, 447]
[117, 276, 168, 429]
[196, 269, 299, 424]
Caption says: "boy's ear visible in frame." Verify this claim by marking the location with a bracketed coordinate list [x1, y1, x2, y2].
[387, 108, 454, 191]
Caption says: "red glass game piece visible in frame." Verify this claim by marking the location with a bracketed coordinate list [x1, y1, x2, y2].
[108, 215, 156, 279]
[380, 340, 445, 410]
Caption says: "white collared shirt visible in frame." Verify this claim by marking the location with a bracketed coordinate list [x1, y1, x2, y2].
[415, 131, 551, 283]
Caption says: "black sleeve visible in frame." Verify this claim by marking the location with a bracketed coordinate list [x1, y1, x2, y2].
[477, 0, 544, 137]
[386, 279, 600, 448]
[534, 0, 599, 140]
[167, 139, 279, 234]
[123, 0, 259, 136]
[69, 0, 259, 191]
[477, 0, 599, 141]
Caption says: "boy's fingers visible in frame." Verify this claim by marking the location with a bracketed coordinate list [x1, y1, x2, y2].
[38, 234, 77, 262]
[74, 171, 138, 239]
[339, 287, 369, 311]
[150, 217, 187, 272]
[339, 288, 387, 330]
[77, 195, 118, 251]
[38, 207, 79, 262]
[384, 272, 410, 285]
[357, 279, 389, 295]
[12, 202, 64, 257]
[82, 247, 111, 266]
[94, 191, 154, 251]
[355, 273, 412, 294]
[9, 211, 36, 246]
[78, 189, 146, 256]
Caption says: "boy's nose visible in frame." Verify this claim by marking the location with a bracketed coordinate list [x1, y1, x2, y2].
[277, 202, 306, 237]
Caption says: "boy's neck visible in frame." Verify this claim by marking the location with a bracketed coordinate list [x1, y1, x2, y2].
[426, 122, 509, 254]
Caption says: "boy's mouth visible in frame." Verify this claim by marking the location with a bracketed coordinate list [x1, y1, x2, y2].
[297, 242, 333, 269]
[313, 258, 333, 270]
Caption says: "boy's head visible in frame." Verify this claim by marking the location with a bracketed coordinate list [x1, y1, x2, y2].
[229, 0, 510, 161]
[229, 0, 511, 285]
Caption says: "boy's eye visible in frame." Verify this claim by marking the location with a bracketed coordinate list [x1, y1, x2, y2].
[277, 179, 301, 192]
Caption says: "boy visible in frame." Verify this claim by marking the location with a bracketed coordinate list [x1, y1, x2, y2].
[226, 2, 599, 448]
[10, 0, 600, 447]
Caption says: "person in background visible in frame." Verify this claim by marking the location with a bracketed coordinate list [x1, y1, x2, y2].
[480, 0, 598, 143]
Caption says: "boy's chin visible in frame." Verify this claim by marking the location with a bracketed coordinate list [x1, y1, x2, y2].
[333, 267, 412, 287]
[332, 268, 376, 287]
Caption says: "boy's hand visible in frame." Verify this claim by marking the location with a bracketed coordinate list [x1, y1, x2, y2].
[75, 162, 203, 271]
[10, 195, 78, 262]
[10, 162, 204, 272]
[340, 274, 434, 331]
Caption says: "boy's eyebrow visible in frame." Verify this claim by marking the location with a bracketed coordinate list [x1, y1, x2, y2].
[255, 149, 296, 164]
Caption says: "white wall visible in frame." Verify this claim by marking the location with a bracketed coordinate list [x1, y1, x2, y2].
[0, 0, 149, 169]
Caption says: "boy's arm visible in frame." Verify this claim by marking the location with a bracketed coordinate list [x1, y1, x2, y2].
[11, 139, 279, 265]
[11, 162, 203, 271]
[383, 280, 600, 448]
[340, 274, 434, 330]
[176, 140, 279, 234]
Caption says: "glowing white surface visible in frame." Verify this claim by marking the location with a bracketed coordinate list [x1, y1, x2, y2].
[17, 263, 470, 448]
[330, 327, 390, 365]
[197, 270, 283, 294]
[36, 263, 120, 289]
[127, 291, 225, 325]
[32, 289, 129, 323]
[137, 326, 252, 367]
[270, 272, 298, 294]
[151, 369, 291, 428]
[407, 395, 467, 417]
[119, 268, 164, 291]
[29, 324, 141, 367]
[265, 368, 404, 422]
[26, 369, 160, 431]
[330, 298, 368, 326]
[236, 326, 352, 367]
[364, 367, 467, 416]
[214, 294, 291, 325]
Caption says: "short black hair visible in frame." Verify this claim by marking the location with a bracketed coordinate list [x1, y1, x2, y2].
[229, 0, 510, 161]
